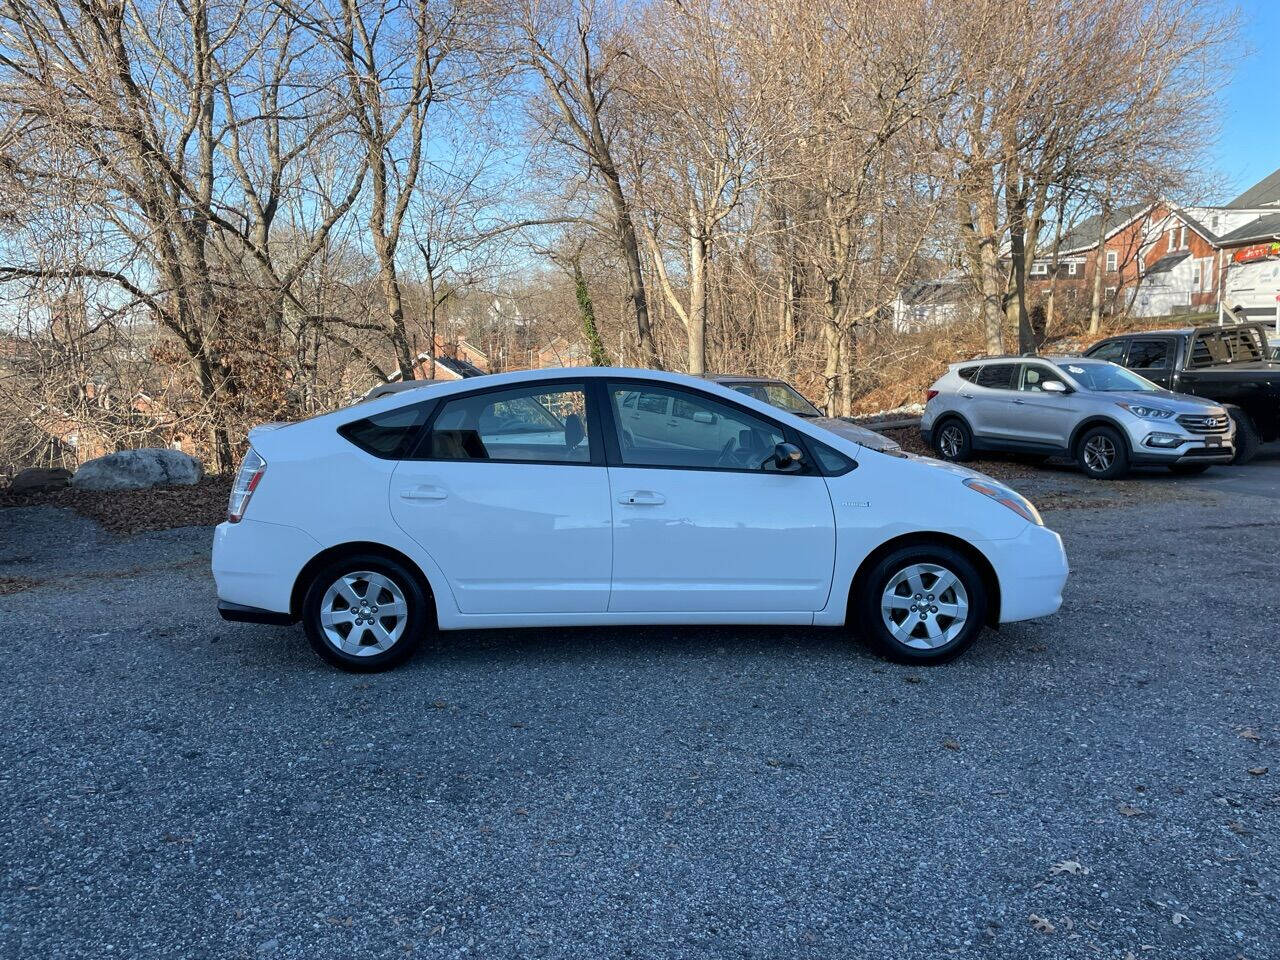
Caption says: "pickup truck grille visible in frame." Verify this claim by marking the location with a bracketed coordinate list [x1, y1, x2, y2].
[1176, 413, 1229, 434]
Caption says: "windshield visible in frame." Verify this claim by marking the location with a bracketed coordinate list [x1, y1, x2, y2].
[1056, 360, 1159, 392]
[727, 381, 824, 417]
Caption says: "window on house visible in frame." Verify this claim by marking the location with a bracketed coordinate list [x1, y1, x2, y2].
[1168, 229, 1175, 252]
[1105, 286, 1117, 298]
[1067, 262, 1079, 277]
[1179, 225, 1187, 249]
[1106, 250, 1118, 272]
[1029, 262, 1048, 276]
[1191, 262, 1202, 291]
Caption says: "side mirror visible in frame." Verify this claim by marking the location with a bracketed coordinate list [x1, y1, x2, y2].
[692, 410, 716, 425]
[1043, 380, 1071, 394]
[773, 442, 804, 469]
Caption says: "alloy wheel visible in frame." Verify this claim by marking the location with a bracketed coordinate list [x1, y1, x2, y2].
[938, 424, 963, 458]
[319, 570, 408, 656]
[880, 562, 970, 649]
[1082, 435, 1115, 473]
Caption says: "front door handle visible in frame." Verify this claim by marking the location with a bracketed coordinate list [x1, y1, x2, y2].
[400, 485, 447, 501]
[618, 490, 665, 506]
[1012, 398, 1026, 404]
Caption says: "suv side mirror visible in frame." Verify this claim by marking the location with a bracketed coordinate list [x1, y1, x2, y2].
[1043, 380, 1071, 394]
[773, 442, 804, 469]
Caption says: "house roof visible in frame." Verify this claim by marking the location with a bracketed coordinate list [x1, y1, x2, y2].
[432, 354, 485, 378]
[1145, 251, 1191, 275]
[898, 279, 969, 306]
[1216, 212, 1280, 247]
[1226, 167, 1280, 209]
[1056, 203, 1149, 254]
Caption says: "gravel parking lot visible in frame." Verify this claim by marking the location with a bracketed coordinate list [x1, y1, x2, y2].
[3, 452, 1278, 960]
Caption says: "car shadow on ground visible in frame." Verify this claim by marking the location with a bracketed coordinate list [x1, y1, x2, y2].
[230, 616, 1043, 675]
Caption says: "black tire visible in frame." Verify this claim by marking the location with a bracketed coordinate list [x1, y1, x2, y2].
[932, 417, 974, 462]
[854, 544, 988, 665]
[1075, 424, 1130, 480]
[301, 553, 430, 672]
[1224, 405, 1260, 465]
[1168, 462, 1211, 475]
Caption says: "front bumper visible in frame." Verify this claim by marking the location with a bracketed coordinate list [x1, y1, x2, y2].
[1127, 425, 1234, 465]
[982, 523, 1069, 624]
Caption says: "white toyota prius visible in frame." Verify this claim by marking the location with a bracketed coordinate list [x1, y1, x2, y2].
[213, 368, 1068, 671]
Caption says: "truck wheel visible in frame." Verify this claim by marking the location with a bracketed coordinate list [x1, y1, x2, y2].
[1076, 425, 1129, 480]
[1224, 405, 1260, 465]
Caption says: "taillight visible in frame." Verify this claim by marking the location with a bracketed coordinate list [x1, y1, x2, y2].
[227, 449, 266, 523]
[926, 390, 939, 401]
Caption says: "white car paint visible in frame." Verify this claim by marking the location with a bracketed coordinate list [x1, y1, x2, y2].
[212, 367, 1067, 641]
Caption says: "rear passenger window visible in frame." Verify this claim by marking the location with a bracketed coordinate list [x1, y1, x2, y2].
[428, 384, 591, 463]
[957, 366, 979, 382]
[1127, 339, 1170, 369]
[975, 363, 1017, 390]
[339, 401, 433, 459]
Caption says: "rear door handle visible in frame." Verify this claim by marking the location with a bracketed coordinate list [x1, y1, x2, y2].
[400, 485, 447, 501]
[618, 490, 665, 506]
[1012, 398, 1026, 404]
[960, 393, 975, 399]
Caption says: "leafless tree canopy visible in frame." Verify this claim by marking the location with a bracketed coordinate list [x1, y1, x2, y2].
[0, 0, 1236, 472]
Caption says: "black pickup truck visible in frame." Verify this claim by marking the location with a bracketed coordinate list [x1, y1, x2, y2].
[1084, 323, 1279, 463]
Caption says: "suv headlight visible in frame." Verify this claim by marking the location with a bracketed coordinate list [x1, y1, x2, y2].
[1116, 402, 1174, 420]
[963, 478, 1042, 525]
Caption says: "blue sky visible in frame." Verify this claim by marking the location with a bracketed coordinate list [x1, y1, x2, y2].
[1210, 0, 1280, 199]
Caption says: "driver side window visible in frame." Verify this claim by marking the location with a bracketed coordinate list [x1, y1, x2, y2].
[608, 383, 785, 471]
[1018, 365, 1066, 392]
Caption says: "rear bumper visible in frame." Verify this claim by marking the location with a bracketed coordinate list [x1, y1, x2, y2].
[218, 601, 296, 625]
[212, 519, 321, 615]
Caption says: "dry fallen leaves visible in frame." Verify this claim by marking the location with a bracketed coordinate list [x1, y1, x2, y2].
[1118, 804, 1146, 817]
[1247, 767, 1268, 776]
[1050, 860, 1090, 876]
[1029, 914, 1055, 934]
[1171, 913, 1189, 926]
[1238, 727, 1262, 742]
[943, 738, 961, 751]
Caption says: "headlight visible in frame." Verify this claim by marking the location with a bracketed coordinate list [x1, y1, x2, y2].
[1116, 402, 1174, 420]
[963, 477, 1043, 525]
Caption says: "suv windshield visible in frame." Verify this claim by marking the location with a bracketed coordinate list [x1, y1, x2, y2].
[726, 380, 823, 417]
[1056, 360, 1159, 392]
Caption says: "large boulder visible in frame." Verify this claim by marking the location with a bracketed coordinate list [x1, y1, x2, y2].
[72, 449, 204, 492]
[9, 467, 73, 494]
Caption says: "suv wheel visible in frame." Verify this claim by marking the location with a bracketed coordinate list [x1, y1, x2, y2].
[302, 554, 429, 672]
[1076, 425, 1129, 480]
[933, 418, 973, 462]
[855, 544, 987, 664]
[1224, 405, 1260, 465]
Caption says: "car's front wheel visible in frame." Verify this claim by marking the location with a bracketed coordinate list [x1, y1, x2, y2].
[301, 554, 429, 672]
[855, 545, 987, 664]
[1076, 425, 1129, 480]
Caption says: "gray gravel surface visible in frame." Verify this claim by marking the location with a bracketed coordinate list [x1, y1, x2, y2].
[2, 460, 1278, 959]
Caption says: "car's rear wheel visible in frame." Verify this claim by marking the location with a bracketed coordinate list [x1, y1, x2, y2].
[933, 418, 973, 462]
[1168, 462, 1211, 475]
[302, 554, 428, 672]
[855, 545, 987, 664]
[1076, 425, 1129, 480]
[1224, 405, 1259, 465]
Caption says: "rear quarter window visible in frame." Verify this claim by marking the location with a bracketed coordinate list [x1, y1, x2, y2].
[338, 401, 433, 459]
[957, 366, 979, 382]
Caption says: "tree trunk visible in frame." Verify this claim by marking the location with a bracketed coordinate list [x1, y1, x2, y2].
[687, 210, 707, 375]
[572, 258, 610, 366]
[1089, 199, 1110, 334]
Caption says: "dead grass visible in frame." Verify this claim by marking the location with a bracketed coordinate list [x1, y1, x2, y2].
[0, 475, 233, 534]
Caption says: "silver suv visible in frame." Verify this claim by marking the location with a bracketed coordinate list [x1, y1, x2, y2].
[921, 356, 1235, 479]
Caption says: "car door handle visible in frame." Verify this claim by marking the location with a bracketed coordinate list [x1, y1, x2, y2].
[617, 490, 665, 506]
[667, 419, 679, 426]
[1012, 398, 1026, 404]
[400, 485, 447, 501]
[960, 393, 975, 399]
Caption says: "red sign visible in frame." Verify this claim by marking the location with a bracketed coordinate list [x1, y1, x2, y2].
[1233, 241, 1280, 264]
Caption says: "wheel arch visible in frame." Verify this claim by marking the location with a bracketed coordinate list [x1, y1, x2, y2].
[845, 531, 1002, 628]
[1067, 416, 1130, 457]
[291, 541, 438, 626]
[933, 411, 974, 435]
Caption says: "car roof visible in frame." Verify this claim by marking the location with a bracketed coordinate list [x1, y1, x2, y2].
[702, 374, 783, 383]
